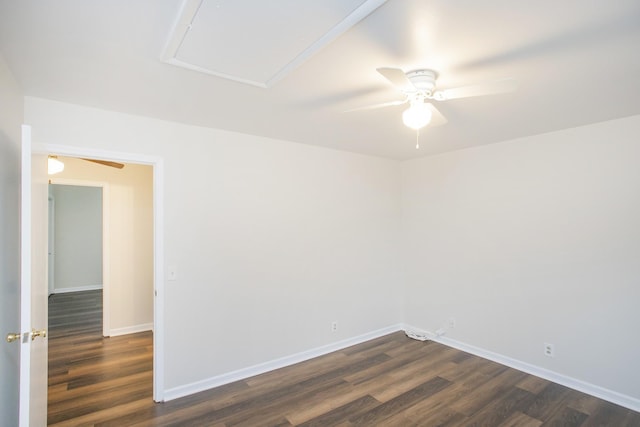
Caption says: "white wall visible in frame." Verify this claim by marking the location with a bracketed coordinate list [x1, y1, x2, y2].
[51, 157, 154, 335]
[0, 51, 23, 426]
[50, 184, 103, 292]
[402, 115, 640, 402]
[25, 94, 640, 406]
[24, 97, 403, 391]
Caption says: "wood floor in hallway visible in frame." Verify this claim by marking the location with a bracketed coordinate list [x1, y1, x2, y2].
[48, 290, 639, 426]
[48, 290, 153, 426]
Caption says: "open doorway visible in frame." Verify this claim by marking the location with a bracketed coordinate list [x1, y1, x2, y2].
[48, 157, 153, 337]
[44, 155, 159, 422]
[33, 143, 165, 403]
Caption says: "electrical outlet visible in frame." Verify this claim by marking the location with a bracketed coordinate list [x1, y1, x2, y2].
[448, 317, 456, 329]
[544, 342, 555, 357]
[331, 321, 338, 332]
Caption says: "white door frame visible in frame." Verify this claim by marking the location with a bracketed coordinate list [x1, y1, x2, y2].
[32, 143, 165, 402]
[48, 179, 110, 336]
[47, 195, 55, 295]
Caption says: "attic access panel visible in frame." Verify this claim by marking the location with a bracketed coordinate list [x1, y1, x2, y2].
[162, 0, 387, 88]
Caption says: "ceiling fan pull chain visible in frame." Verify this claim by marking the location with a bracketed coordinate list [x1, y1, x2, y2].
[416, 129, 420, 149]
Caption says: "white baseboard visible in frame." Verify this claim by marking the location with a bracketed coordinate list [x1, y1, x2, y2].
[163, 324, 404, 401]
[108, 322, 153, 337]
[402, 324, 640, 413]
[50, 284, 103, 294]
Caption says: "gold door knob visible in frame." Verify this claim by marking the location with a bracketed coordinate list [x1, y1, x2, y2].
[30, 329, 47, 341]
[6, 332, 21, 343]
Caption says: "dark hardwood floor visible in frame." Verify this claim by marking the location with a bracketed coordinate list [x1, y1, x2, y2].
[48, 290, 153, 426]
[48, 290, 640, 426]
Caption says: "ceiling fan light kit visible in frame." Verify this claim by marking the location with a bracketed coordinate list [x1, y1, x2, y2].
[402, 99, 432, 130]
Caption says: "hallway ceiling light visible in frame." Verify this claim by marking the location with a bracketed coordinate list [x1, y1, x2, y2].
[48, 156, 64, 175]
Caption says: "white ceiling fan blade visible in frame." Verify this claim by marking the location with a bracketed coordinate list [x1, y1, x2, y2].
[81, 158, 125, 169]
[427, 103, 448, 127]
[377, 67, 415, 92]
[434, 78, 517, 101]
[343, 98, 407, 113]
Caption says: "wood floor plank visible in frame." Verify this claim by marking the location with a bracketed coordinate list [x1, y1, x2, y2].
[565, 391, 604, 416]
[462, 386, 538, 426]
[108, 381, 251, 427]
[348, 376, 452, 425]
[447, 367, 529, 416]
[367, 347, 458, 402]
[223, 378, 352, 427]
[48, 370, 152, 406]
[540, 406, 589, 427]
[497, 411, 544, 427]
[580, 400, 637, 427]
[48, 398, 152, 427]
[48, 290, 640, 426]
[524, 382, 573, 421]
[517, 374, 551, 394]
[399, 390, 468, 426]
[295, 395, 380, 427]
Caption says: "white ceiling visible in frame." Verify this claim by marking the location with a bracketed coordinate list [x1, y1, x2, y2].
[1, 0, 639, 160]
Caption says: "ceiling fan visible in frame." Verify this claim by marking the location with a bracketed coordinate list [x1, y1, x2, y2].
[80, 158, 125, 169]
[349, 67, 517, 131]
[48, 156, 125, 175]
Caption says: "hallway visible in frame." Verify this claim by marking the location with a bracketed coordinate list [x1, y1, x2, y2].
[47, 290, 153, 425]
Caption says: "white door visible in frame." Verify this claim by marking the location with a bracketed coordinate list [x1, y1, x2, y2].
[0, 126, 21, 425]
[19, 125, 48, 426]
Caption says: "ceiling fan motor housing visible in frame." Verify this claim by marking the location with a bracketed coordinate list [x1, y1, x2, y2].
[406, 69, 437, 95]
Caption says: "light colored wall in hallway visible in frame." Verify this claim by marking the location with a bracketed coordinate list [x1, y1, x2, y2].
[50, 184, 103, 292]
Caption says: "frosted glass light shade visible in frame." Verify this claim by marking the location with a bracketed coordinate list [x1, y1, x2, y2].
[48, 157, 65, 175]
[402, 102, 432, 130]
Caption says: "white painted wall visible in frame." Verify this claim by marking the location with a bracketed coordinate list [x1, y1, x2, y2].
[50, 184, 103, 292]
[23, 94, 640, 406]
[24, 97, 403, 391]
[402, 115, 640, 401]
[51, 157, 154, 335]
[0, 51, 22, 427]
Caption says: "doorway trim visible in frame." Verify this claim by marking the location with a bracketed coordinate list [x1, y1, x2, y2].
[33, 142, 165, 402]
[48, 179, 110, 336]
